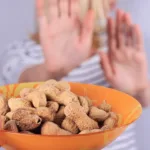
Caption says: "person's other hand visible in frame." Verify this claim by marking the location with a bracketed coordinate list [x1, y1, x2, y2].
[36, 0, 94, 78]
[100, 10, 149, 96]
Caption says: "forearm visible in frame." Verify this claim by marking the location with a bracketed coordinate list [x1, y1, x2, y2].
[18, 64, 65, 83]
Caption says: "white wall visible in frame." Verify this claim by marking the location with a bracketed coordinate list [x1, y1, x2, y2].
[0, 0, 35, 54]
[0, 0, 150, 149]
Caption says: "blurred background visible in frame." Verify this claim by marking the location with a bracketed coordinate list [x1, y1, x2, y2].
[0, 0, 150, 149]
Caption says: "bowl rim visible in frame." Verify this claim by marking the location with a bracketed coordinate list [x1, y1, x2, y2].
[0, 82, 142, 138]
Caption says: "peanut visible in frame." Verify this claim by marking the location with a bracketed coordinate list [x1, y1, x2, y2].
[36, 80, 57, 91]
[16, 114, 42, 131]
[41, 122, 72, 135]
[26, 91, 47, 108]
[8, 98, 32, 111]
[47, 101, 59, 112]
[54, 106, 65, 125]
[37, 80, 71, 101]
[4, 120, 18, 133]
[20, 88, 34, 98]
[12, 108, 36, 121]
[109, 112, 118, 121]
[100, 125, 110, 131]
[37, 83, 61, 100]
[104, 112, 118, 129]
[79, 129, 101, 134]
[0, 115, 8, 130]
[61, 118, 79, 134]
[41, 80, 70, 91]
[12, 108, 41, 131]
[55, 91, 80, 105]
[64, 103, 99, 131]
[89, 106, 109, 122]
[85, 96, 93, 107]
[36, 107, 56, 121]
[78, 96, 89, 114]
[99, 100, 112, 112]
[55, 81, 70, 91]
[6, 112, 14, 120]
[104, 118, 116, 129]
[42, 79, 58, 87]
[0, 95, 9, 115]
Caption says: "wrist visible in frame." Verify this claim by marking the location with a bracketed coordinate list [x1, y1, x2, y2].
[19, 63, 66, 83]
[42, 63, 66, 80]
[135, 82, 150, 108]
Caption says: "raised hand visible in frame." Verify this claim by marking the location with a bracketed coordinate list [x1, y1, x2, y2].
[36, 0, 94, 77]
[100, 10, 149, 96]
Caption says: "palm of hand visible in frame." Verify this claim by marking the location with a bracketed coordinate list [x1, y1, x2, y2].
[110, 46, 148, 95]
[43, 16, 91, 72]
[100, 10, 148, 96]
[37, 0, 94, 74]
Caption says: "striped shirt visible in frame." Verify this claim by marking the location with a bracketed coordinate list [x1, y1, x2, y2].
[0, 38, 137, 150]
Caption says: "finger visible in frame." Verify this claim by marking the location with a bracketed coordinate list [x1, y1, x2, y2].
[48, 0, 59, 20]
[123, 13, 133, 46]
[92, 0, 105, 20]
[36, 0, 45, 17]
[60, 0, 69, 17]
[107, 17, 116, 54]
[110, 0, 117, 10]
[99, 51, 113, 81]
[132, 24, 144, 51]
[116, 9, 125, 48]
[38, 5, 50, 52]
[36, 0, 49, 44]
[38, 17, 49, 50]
[102, 0, 110, 17]
[70, 0, 80, 18]
[80, 10, 94, 42]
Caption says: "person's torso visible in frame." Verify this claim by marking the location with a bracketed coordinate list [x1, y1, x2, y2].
[0, 37, 137, 150]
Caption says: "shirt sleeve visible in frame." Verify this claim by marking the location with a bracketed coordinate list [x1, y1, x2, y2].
[0, 39, 44, 85]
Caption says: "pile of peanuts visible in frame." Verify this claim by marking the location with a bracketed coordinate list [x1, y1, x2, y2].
[0, 80, 118, 135]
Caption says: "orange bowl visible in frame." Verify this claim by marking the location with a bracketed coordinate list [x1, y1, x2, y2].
[0, 82, 142, 150]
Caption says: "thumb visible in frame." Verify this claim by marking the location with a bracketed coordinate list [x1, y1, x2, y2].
[99, 51, 113, 81]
